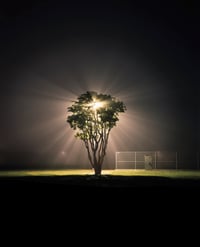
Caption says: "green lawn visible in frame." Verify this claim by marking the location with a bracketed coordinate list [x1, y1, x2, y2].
[1, 169, 200, 179]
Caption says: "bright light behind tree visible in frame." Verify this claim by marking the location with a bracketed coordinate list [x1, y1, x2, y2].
[92, 100, 104, 110]
[67, 91, 126, 175]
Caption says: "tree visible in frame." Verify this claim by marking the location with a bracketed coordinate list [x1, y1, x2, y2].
[67, 91, 126, 175]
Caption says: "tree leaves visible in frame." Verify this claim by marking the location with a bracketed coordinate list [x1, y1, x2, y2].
[67, 91, 126, 174]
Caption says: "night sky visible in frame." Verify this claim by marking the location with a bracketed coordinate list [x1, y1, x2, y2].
[0, 1, 199, 168]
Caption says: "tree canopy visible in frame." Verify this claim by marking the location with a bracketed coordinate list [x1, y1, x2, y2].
[67, 91, 126, 175]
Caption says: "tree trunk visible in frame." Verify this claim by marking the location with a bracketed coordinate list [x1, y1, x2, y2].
[94, 164, 102, 176]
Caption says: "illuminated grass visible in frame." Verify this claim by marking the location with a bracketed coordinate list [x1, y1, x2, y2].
[112, 169, 200, 179]
[0, 169, 93, 177]
[0, 169, 200, 179]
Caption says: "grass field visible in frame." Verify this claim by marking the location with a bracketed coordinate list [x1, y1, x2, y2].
[1, 169, 200, 191]
[1, 169, 200, 179]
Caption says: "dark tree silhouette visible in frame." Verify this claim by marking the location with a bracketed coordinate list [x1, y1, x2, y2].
[67, 91, 126, 175]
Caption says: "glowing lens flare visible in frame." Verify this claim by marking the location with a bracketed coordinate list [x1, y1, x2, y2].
[92, 101, 104, 110]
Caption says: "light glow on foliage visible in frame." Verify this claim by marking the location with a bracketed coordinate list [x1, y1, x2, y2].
[91, 100, 104, 110]
[67, 91, 126, 175]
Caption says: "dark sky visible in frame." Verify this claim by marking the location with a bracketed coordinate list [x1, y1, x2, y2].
[0, 1, 199, 167]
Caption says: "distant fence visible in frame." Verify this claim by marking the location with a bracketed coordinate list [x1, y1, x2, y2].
[115, 151, 200, 169]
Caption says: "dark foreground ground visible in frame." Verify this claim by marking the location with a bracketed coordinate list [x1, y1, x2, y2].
[1, 175, 200, 192]
[2, 174, 200, 187]
[1, 175, 200, 212]
[1, 176, 199, 236]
